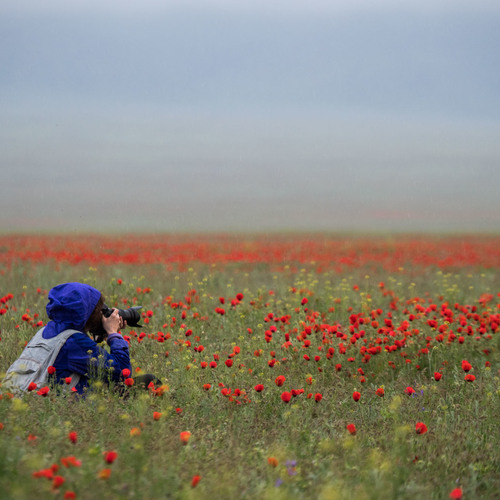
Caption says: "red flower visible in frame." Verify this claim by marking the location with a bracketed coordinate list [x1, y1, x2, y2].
[375, 387, 384, 397]
[301, 297, 308, 305]
[281, 391, 292, 403]
[203, 384, 211, 391]
[464, 374, 475, 382]
[275, 375, 286, 387]
[52, 475, 65, 489]
[60, 456, 81, 468]
[434, 372, 442, 381]
[346, 423, 357, 435]
[64, 377, 72, 385]
[461, 360, 472, 372]
[314, 393, 323, 402]
[236, 293, 244, 301]
[47, 366, 56, 375]
[121, 368, 131, 378]
[124, 377, 134, 387]
[153, 412, 162, 420]
[209, 361, 217, 369]
[104, 451, 118, 464]
[27, 382, 37, 391]
[37, 386, 50, 397]
[352, 391, 361, 402]
[415, 422, 428, 434]
[449, 488, 463, 499]
[180, 431, 191, 445]
[97, 468, 111, 480]
[404, 387, 416, 396]
[267, 457, 279, 467]
[68, 431, 78, 444]
[191, 475, 201, 488]
[33, 468, 53, 479]
[64, 491, 77, 499]
[225, 359, 233, 368]
[200, 361, 208, 369]
[254, 384, 264, 392]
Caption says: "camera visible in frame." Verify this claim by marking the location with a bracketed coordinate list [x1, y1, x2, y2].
[102, 304, 143, 328]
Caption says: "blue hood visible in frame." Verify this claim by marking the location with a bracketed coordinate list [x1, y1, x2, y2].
[43, 282, 101, 339]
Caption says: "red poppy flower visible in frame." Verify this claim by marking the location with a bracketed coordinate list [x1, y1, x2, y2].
[314, 393, 323, 402]
[461, 360, 472, 372]
[346, 423, 357, 435]
[200, 361, 208, 369]
[464, 374, 475, 382]
[104, 451, 118, 464]
[281, 391, 292, 403]
[130, 427, 141, 437]
[37, 386, 50, 397]
[180, 431, 191, 445]
[191, 475, 201, 488]
[275, 375, 286, 387]
[68, 431, 77, 444]
[97, 468, 112, 480]
[352, 391, 361, 402]
[209, 361, 217, 369]
[267, 457, 278, 467]
[33, 468, 53, 479]
[124, 377, 134, 387]
[301, 297, 308, 305]
[60, 456, 81, 468]
[225, 359, 233, 368]
[122, 368, 131, 378]
[51, 475, 65, 489]
[434, 372, 442, 381]
[415, 422, 428, 434]
[375, 387, 384, 397]
[405, 387, 416, 396]
[153, 411, 162, 420]
[203, 384, 211, 391]
[254, 384, 264, 392]
[64, 491, 77, 499]
[27, 382, 37, 391]
[47, 366, 56, 375]
[449, 488, 463, 499]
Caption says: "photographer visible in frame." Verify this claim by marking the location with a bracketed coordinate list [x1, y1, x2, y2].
[4, 282, 133, 394]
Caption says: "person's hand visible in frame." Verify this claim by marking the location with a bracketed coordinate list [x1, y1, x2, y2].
[102, 308, 124, 334]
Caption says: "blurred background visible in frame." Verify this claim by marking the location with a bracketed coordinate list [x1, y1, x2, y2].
[1, 0, 499, 233]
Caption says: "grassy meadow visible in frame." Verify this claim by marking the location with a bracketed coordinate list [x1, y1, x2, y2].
[0, 234, 499, 499]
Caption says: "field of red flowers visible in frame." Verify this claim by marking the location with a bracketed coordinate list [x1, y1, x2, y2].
[0, 233, 499, 499]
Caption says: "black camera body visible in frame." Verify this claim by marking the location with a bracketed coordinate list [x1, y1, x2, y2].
[92, 305, 143, 343]
[102, 304, 142, 328]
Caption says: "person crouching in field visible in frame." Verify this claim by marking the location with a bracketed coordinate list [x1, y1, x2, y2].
[2, 282, 159, 395]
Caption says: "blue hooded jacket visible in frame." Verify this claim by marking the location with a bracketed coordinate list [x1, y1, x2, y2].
[44, 282, 131, 394]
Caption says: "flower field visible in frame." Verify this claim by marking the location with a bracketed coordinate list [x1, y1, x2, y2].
[0, 233, 499, 499]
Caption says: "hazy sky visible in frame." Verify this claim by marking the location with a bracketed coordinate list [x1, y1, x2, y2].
[1, 0, 499, 233]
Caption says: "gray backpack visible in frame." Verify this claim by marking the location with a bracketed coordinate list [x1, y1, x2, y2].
[2, 327, 81, 393]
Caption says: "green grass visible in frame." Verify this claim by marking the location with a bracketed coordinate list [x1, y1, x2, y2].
[0, 262, 498, 499]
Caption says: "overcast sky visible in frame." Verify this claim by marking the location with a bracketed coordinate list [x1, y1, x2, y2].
[1, 0, 499, 233]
